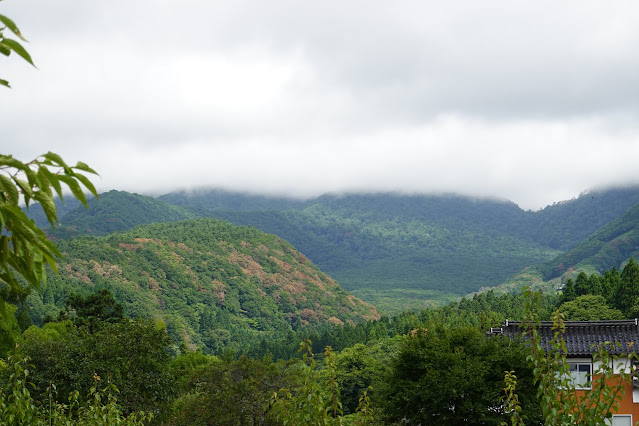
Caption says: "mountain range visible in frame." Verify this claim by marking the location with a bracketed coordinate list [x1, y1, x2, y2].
[26, 185, 639, 314]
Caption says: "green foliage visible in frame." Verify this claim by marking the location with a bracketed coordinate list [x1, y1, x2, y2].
[501, 371, 524, 426]
[67, 190, 571, 310]
[244, 290, 558, 362]
[379, 326, 541, 425]
[15, 318, 173, 414]
[334, 341, 393, 415]
[510, 289, 632, 425]
[160, 187, 639, 302]
[27, 186, 639, 312]
[209, 195, 561, 302]
[552, 259, 639, 320]
[0, 6, 35, 88]
[574, 271, 590, 296]
[0, 352, 38, 424]
[56, 289, 124, 332]
[39, 186, 639, 312]
[270, 341, 370, 426]
[271, 340, 337, 425]
[0, 352, 151, 425]
[24, 218, 379, 354]
[525, 187, 639, 250]
[0, 152, 97, 344]
[558, 294, 624, 321]
[38, 190, 199, 239]
[616, 257, 639, 315]
[0, 304, 19, 356]
[165, 355, 291, 425]
[560, 278, 577, 304]
[535, 202, 639, 282]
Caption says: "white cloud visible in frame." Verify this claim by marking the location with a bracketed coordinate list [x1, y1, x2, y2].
[1, 0, 638, 210]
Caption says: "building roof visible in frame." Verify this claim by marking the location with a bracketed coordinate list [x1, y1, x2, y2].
[487, 320, 639, 357]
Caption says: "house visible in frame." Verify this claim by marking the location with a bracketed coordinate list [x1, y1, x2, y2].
[488, 319, 639, 426]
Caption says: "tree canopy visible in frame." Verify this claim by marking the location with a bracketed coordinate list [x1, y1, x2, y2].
[379, 326, 541, 425]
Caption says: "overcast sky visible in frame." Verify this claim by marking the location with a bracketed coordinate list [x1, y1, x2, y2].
[2, 0, 638, 210]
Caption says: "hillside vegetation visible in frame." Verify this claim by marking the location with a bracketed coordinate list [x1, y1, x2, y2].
[29, 186, 639, 312]
[496, 202, 639, 294]
[25, 218, 378, 353]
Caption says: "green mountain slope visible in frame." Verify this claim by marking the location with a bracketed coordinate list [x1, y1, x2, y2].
[38, 190, 199, 238]
[39, 186, 639, 313]
[522, 186, 639, 250]
[177, 193, 563, 310]
[496, 202, 639, 294]
[27, 218, 379, 352]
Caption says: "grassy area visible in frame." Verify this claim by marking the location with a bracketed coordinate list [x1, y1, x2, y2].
[349, 288, 460, 316]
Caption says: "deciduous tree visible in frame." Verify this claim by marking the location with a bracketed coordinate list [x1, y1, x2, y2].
[379, 326, 540, 424]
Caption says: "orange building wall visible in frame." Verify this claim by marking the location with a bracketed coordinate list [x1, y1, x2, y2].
[573, 375, 639, 419]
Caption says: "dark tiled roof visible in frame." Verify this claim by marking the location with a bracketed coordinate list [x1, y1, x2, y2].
[488, 320, 639, 357]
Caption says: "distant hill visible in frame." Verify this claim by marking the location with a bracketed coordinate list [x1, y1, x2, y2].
[27, 190, 199, 239]
[159, 192, 559, 311]
[521, 186, 639, 250]
[26, 218, 378, 353]
[34, 186, 639, 313]
[159, 188, 309, 211]
[494, 201, 639, 294]
[26, 195, 85, 229]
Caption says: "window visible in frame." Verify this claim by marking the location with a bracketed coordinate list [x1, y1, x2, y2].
[606, 415, 632, 426]
[568, 362, 591, 389]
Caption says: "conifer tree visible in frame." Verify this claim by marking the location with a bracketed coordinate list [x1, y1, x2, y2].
[615, 258, 639, 314]
[560, 278, 577, 305]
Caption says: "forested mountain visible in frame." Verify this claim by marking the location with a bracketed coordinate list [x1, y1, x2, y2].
[204, 195, 559, 312]
[523, 186, 639, 250]
[158, 188, 309, 211]
[27, 190, 198, 238]
[498, 201, 639, 294]
[25, 218, 378, 353]
[31, 186, 639, 313]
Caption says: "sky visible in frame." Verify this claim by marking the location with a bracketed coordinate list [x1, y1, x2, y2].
[2, 0, 639, 211]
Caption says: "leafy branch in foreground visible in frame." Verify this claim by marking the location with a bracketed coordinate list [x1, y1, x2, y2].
[0, 3, 35, 88]
[0, 152, 98, 342]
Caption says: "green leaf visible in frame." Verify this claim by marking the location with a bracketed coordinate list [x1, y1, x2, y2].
[58, 175, 87, 207]
[0, 174, 19, 204]
[33, 191, 57, 225]
[35, 167, 52, 197]
[42, 152, 68, 168]
[24, 166, 38, 188]
[0, 44, 10, 56]
[74, 172, 98, 197]
[14, 178, 33, 198]
[40, 166, 63, 200]
[0, 38, 34, 66]
[0, 235, 9, 264]
[0, 78, 9, 88]
[0, 14, 26, 40]
[73, 161, 98, 175]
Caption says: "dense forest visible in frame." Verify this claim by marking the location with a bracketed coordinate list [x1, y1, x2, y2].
[8, 184, 639, 424]
[27, 186, 639, 313]
[20, 218, 378, 354]
[5, 260, 639, 425]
